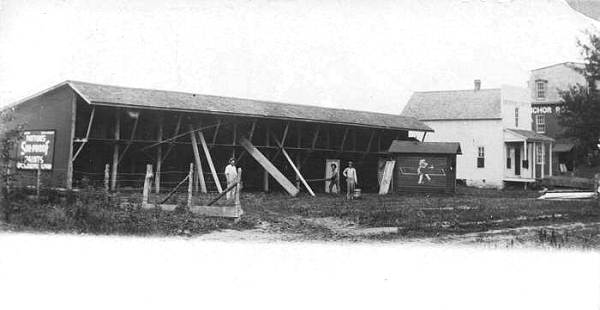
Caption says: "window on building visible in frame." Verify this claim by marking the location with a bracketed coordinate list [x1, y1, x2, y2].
[477, 146, 485, 168]
[506, 147, 511, 169]
[514, 107, 519, 127]
[536, 144, 544, 164]
[536, 81, 546, 99]
[536, 114, 546, 133]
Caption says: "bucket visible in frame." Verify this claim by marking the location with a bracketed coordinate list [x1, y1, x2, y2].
[353, 188, 362, 199]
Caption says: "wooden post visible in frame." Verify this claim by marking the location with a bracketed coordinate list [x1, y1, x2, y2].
[155, 115, 163, 193]
[187, 163, 193, 207]
[263, 123, 270, 192]
[340, 128, 349, 151]
[36, 162, 41, 201]
[212, 119, 221, 145]
[311, 125, 320, 150]
[235, 167, 242, 207]
[104, 164, 110, 193]
[523, 141, 528, 177]
[189, 124, 207, 193]
[295, 152, 301, 190]
[143, 164, 153, 204]
[111, 109, 120, 191]
[66, 93, 77, 190]
[232, 123, 237, 157]
[198, 130, 223, 193]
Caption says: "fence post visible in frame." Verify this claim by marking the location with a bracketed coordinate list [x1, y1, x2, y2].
[187, 163, 194, 208]
[36, 162, 41, 201]
[104, 164, 110, 193]
[235, 168, 242, 207]
[142, 164, 153, 205]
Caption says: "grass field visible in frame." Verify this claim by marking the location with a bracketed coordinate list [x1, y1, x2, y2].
[2, 185, 600, 248]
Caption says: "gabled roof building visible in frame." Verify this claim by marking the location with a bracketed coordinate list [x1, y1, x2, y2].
[403, 81, 554, 189]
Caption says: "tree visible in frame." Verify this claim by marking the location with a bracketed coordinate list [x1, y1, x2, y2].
[558, 32, 600, 165]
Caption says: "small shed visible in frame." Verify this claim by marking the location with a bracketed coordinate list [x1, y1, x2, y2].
[387, 140, 462, 193]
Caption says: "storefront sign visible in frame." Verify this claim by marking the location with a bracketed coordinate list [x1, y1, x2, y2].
[16, 130, 55, 170]
[531, 105, 565, 114]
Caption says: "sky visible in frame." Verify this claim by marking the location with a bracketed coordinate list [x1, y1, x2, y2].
[0, 0, 599, 114]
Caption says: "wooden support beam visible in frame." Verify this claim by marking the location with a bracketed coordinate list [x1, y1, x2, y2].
[236, 120, 257, 162]
[352, 129, 357, 151]
[66, 93, 77, 190]
[187, 163, 193, 207]
[239, 137, 299, 196]
[162, 114, 182, 162]
[361, 130, 376, 160]
[104, 164, 110, 193]
[117, 112, 140, 163]
[270, 132, 315, 196]
[110, 109, 120, 191]
[311, 125, 320, 150]
[232, 123, 237, 157]
[189, 124, 207, 193]
[340, 127, 349, 151]
[72, 106, 96, 162]
[422, 131, 427, 142]
[212, 119, 222, 145]
[141, 121, 224, 151]
[198, 129, 223, 193]
[271, 122, 290, 161]
[155, 116, 163, 194]
[297, 125, 302, 148]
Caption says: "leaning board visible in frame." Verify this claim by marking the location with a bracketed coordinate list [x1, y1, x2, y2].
[379, 160, 396, 195]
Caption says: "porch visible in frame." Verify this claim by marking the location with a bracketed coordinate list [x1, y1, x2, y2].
[503, 128, 554, 186]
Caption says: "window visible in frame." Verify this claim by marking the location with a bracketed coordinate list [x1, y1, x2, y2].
[477, 146, 485, 168]
[514, 107, 519, 127]
[536, 114, 546, 133]
[536, 81, 546, 99]
[536, 144, 544, 164]
[506, 148, 511, 169]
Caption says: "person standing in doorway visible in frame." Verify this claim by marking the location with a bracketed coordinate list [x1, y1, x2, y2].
[224, 158, 238, 200]
[343, 161, 358, 200]
[328, 163, 339, 194]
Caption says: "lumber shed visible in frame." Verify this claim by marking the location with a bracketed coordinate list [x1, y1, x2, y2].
[2, 81, 433, 196]
[386, 140, 462, 193]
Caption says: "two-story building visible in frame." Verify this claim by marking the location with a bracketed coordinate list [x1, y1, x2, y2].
[402, 81, 554, 189]
[529, 62, 586, 174]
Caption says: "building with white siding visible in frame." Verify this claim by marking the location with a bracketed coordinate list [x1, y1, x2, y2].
[402, 81, 553, 189]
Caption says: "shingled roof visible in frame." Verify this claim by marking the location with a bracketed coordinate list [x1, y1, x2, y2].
[401, 89, 502, 120]
[59, 81, 431, 132]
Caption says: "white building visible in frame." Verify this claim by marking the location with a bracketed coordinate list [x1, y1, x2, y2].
[402, 81, 554, 189]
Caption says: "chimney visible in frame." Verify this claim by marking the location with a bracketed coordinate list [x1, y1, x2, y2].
[474, 79, 481, 91]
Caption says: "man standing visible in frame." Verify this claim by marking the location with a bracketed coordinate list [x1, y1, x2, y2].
[328, 163, 339, 194]
[343, 161, 358, 200]
[224, 158, 238, 200]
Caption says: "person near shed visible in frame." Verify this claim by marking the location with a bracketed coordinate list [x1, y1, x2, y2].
[224, 158, 238, 200]
[343, 161, 358, 200]
[417, 158, 433, 184]
[328, 163, 339, 194]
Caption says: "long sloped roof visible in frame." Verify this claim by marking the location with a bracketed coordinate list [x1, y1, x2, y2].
[388, 140, 462, 154]
[64, 81, 432, 131]
[402, 89, 502, 120]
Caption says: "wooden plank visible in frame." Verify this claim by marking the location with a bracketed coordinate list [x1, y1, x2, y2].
[66, 93, 77, 190]
[187, 163, 193, 207]
[110, 109, 120, 191]
[379, 160, 396, 195]
[155, 115, 163, 193]
[198, 129, 223, 193]
[189, 124, 207, 193]
[161, 114, 182, 161]
[271, 133, 315, 196]
[239, 137, 299, 196]
[271, 122, 289, 161]
[72, 106, 96, 162]
[143, 164, 153, 204]
[340, 127, 349, 151]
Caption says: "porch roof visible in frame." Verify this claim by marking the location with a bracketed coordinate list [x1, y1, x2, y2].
[504, 128, 554, 143]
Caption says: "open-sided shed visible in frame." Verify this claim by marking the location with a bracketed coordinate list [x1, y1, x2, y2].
[2, 81, 432, 195]
[387, 140, 462, 193]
